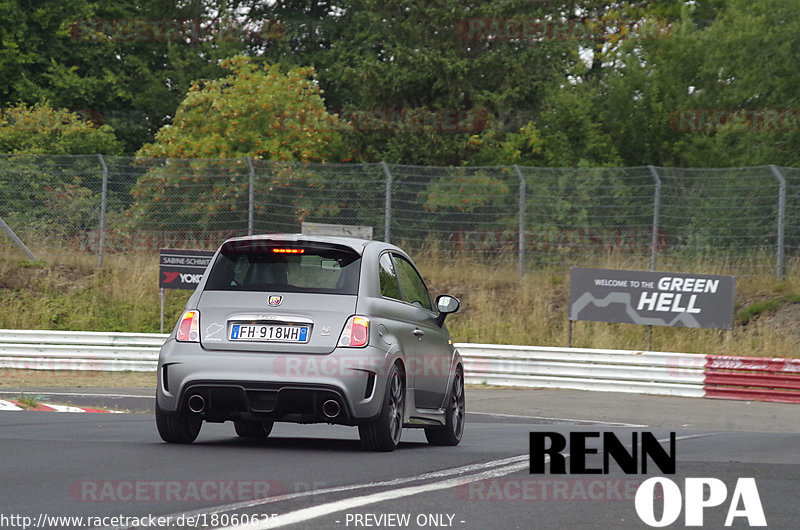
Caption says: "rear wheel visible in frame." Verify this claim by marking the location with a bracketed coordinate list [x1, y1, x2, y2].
[359, 363, 405, 452]
[234, 420, 274, 439]
[155, 402, 202, 444]
[425, 367, 465, 446]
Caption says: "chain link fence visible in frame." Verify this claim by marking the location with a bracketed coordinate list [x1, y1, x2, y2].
[0, 155, 796, 277]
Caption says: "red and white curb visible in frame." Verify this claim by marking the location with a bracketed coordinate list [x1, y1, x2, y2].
[0, 399, 120, 413]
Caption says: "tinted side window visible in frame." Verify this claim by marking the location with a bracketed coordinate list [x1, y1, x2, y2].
[379, 253, 401, 299]
[394, 257, 432, 311]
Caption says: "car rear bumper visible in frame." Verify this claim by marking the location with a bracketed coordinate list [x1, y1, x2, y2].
[156, 339, 395, 424]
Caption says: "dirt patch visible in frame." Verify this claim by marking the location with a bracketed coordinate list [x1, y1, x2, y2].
[749, 302, 800, 348]
[0, 261, 94, 292]
[0, 369, 156, 389]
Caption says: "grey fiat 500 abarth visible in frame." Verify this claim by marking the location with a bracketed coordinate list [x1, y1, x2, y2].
[155, 234, 463, 451]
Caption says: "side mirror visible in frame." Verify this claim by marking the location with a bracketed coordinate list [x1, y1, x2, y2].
[435, 295, 460, 326]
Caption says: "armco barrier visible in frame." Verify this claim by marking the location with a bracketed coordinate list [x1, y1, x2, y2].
[704, 355, 800, 403]
[0, 330, 798, 403]
[458, 344, 707, 399]
[0, 330, 165, 372]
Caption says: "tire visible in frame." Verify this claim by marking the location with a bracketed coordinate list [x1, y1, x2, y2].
[234, 420, 274, 439]
[425, 367, 465, 446]
[155, 402, 202, 444]
[359, 363, 405, 452]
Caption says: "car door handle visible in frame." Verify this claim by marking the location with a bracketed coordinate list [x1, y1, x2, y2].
[413, 329, 424, 337]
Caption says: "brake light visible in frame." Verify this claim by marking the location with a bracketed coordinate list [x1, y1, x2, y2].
[339, 316, 370, 347]
[176, 311, 200, 342]
[272, 248, 304, 254]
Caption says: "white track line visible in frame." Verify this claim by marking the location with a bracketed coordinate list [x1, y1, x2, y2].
[216, 433, 715, 530]
[0, 391, 154, 399]
[110, 455, 529, 530]
[468, 411, 649, 428]
[224, 461, 530, 529]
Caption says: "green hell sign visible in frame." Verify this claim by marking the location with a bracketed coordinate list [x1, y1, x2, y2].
[569, 268, 735, 330]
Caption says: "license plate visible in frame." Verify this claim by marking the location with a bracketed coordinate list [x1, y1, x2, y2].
[230, 324, 310, 343]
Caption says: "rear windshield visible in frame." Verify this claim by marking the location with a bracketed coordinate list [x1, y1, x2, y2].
[204, 241, 361, 295]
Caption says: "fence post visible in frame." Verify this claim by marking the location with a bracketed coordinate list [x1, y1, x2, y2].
[246, 157, 255, 236]
[0, 216, 36, 260]
[513, 165, 526, 278]
[381, 161, 392, 243]
[98, 154, 109, 266]
[648, 165, 661, 272]
[770, 164, 786, 280]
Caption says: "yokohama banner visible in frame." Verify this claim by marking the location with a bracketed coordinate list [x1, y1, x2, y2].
[159, 248, 215, 290]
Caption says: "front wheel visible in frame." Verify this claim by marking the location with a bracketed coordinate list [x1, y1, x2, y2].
[156, 402, 202, 444]
[425, 367, 465, 446]
[359, 363, 405, 452]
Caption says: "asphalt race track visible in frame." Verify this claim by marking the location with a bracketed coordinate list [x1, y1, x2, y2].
[0, 388, 798, 529]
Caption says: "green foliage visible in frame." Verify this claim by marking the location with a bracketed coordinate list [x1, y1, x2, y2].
[130, 57, 348, 231]
[138, 56, 344, 161]
[0, 103, 122, 155]
[1, 0, 798, 167]
[424, 175, 510, 213]
[738, 296, 800, 326]
[473, 90, 623, 168]
[0, 0, 248, 153]
[15, 395, 40, 409]
[0, 104, 121, 241]
[256, 0, 574, 165]
[679, 0, 800, 166]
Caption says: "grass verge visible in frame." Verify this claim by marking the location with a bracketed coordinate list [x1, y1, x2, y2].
[0, 369, 156, 389]
[3, 244, 800, 357]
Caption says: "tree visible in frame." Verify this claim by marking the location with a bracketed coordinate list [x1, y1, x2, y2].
[0, 103, 122, 241]
[0, 103, 121, 155]
[679, 0, 800, 166]
[561, 0, 797, 168]
[0, 0, 249, 153]
[129, 56, 348, 231]
[137, 55, 344, 161]
[245, 0, 580, 165]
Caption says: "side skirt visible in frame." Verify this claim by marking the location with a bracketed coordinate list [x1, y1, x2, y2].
[402, 389, 445, 427]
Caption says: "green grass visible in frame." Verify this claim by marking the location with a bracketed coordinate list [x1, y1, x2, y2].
[0, 250, 191, 333]
[3, 243, 800, 358]
[737, 295, 800, 325]
[15, 395, 40, 409]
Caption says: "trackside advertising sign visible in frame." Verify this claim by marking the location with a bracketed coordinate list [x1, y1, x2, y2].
[159, 248, 215, 290]
[569, 268, 735, 329]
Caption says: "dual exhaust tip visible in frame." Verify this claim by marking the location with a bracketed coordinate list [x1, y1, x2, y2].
[188, 394, 341, 419]
[187, 394, 205, 414]
[322, 399, 340, 419]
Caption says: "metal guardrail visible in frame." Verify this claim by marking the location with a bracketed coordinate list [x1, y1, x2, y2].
[0, 330, 165, 372]
[1, 330, 798, 403]
[458, 343, 706, 398]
